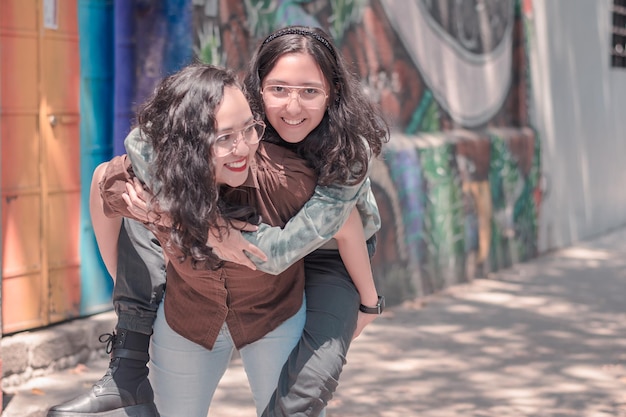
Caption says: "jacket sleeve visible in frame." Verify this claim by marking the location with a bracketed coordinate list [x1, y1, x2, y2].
[124, 127, 161, 191]
[99, 155, 141, 220]
[243, 177, 379, 275]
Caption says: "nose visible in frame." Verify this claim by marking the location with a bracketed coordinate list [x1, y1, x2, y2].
[231, 134, 251, 156]
[285, 91, 302, 113]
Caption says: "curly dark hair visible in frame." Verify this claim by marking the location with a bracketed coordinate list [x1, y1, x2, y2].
[244, 25, 390, 186]
[135, 63, 255, 267]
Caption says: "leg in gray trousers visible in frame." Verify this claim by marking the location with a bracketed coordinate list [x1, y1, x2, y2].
[114, 218, 167, 335]
[261, 249, 361, 417]
[47, 218, 166, 417]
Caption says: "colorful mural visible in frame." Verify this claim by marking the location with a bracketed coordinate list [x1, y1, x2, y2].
[182, 0, 541, 303]
[105, 0, 540, 305]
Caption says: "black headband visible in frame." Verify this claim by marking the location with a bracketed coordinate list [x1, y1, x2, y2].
[261, 28, 336, 59]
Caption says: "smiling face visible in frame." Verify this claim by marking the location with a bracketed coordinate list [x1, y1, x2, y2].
[261, 52, 329, 144]
[213, 86, 259, 187]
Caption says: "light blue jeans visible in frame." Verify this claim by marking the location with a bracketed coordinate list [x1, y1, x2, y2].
[149, 297, 306, 417]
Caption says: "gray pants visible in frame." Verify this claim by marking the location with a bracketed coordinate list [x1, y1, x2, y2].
[114, 218, 374, 416]
[260, 249, 360, 416]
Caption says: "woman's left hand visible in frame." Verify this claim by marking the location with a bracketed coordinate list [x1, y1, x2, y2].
[352, 311, 378, 340]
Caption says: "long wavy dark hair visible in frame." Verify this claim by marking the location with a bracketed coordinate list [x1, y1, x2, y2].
[136, 63, 255, 267]
[244, 26, 390, 186]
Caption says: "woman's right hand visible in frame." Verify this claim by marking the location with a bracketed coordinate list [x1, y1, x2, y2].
[352, 311, 378, 340]
[207, 219, 267, 270]
[122, 177, 172, 226]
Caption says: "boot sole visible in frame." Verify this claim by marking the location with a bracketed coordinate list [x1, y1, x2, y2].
[46, 403, 160, 417]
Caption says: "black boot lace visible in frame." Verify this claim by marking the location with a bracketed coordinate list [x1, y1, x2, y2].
[99, 332, 117, 354]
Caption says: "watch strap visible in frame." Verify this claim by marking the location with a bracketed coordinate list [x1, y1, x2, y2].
[359, 295, 385, 314]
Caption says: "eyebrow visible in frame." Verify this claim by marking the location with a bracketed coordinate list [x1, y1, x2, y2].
[216, 116, 255, 135]
[263, 80, 326, 88]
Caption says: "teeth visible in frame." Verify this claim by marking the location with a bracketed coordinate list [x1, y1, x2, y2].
[227, 159, 246, 168]
[283, 118, 304, 125]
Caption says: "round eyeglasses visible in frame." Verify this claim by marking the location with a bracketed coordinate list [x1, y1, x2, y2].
[261, 85, 329, 109]
[214, 120, 266, 157]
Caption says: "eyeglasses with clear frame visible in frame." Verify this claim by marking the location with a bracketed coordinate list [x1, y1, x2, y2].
[214, 120, 266, 157]
[261, 85, 329, 109]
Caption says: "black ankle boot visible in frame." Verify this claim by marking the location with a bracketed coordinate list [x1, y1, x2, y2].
[46, 329, 159, 417]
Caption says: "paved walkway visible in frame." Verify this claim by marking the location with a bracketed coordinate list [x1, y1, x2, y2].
[3, 228, 626, 416]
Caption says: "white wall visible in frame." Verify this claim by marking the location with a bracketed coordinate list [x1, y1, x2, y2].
[529, 0, 626, 251]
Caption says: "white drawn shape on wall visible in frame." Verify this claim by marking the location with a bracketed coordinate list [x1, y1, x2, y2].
[379, 0, 514, 127]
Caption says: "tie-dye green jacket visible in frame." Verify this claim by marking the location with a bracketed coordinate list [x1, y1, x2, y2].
[124, 128, 380, 275]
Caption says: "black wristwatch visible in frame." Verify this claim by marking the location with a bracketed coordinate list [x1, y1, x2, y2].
[359, 296, 385, 315]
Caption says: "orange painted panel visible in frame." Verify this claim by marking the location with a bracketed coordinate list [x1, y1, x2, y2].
[45, 113, 80, 189]
[47, 191, 81, 267]
[49, 266, 80, 322]
[41, 37, 80, 113]
[41, 0, 82, 326]
[1, 0, 45, 333]
[2, 194, 42, 279]
[0, 0, 38, 32]
[1, 114, 40, 190]
[1, 178, 44, 334]
[0, 34, 39, 113]
[46, 188, 81, 323]
[2, 272, 44, 334]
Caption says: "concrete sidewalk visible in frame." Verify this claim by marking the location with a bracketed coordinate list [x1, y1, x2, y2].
[3, 228, 626, 416]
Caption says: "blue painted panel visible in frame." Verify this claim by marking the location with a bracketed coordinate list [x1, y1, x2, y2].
[78, 0, 114, 315]
[113, 0, 135, 156]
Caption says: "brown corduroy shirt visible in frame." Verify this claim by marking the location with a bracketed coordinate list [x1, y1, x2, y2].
[100, 142, 317, 350]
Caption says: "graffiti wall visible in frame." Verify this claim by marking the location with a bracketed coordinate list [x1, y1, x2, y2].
[124, 0, 540, 305]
